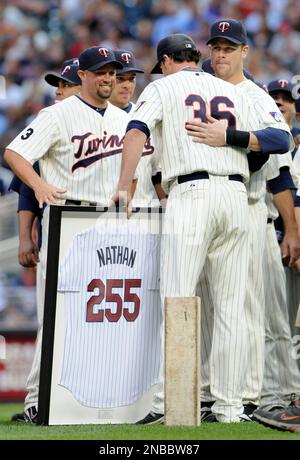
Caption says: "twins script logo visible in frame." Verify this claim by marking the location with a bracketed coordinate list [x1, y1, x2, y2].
[71, 132, 154, 172]
[218, 22, 230, 32]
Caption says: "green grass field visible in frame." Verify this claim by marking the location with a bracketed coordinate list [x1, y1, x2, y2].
[0, 403, 299, 440]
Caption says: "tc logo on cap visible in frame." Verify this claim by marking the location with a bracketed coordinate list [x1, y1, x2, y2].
[218, 22, 230, 32]
[98, 47, 110, 58]
[278, 79, 288, 88]
[121, 52, 132, 64]
[61, 65, 71, 75]
[73, 58, 79, 65]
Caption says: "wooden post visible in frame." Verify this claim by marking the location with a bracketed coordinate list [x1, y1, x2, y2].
[296, 302, 300, 327]
[165, 297, 201, 426]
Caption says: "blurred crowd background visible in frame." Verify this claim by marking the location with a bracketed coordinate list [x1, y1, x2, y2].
[1, 0, 300, 328]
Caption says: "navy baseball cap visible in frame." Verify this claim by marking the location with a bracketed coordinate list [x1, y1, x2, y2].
[201, 57, 254, 81]
[207, 19, 248, 45]
[44, 58, 81, 87]
[267, 79, 294, 96]
[295, 98, 300, 113]
[114, 49, 144, 74]
[78, 46, 123, 71]
[151, 33, 197, 74]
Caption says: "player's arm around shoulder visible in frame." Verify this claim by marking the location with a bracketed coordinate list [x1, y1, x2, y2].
[246, 85, 293, 153]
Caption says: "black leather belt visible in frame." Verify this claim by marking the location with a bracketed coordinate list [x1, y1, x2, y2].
[267, 218, 273, 224]
[65, 199, 97, 206]
[177, 171, 243, 184]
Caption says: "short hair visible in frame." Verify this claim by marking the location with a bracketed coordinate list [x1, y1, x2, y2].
[166, 49, 202, 65]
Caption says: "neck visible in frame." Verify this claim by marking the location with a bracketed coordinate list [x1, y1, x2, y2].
[165, 61, 198, 76]
[78, 91, 108, 109]
[226, 72, 246, 85]
[177, 62, 198, 72]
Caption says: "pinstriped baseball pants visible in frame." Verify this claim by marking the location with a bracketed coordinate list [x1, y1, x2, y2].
[153, 176, 249, 422]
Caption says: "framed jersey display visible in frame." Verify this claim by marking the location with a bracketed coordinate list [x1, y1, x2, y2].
[37, 205, 163, 425]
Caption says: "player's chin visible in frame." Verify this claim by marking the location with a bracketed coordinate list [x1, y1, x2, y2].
[98, 89, 113, 100]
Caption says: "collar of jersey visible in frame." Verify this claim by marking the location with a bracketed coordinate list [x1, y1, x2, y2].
[122, 102, 133, 113]
[180, 66, 203, 73]
[76, 95, 107, 116]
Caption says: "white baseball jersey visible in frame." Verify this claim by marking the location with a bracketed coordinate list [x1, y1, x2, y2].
[265, 151, 294, 220]
[7, 96, 132, 206]
[236, 80, 291, 202]
[292, 147, 300, 185]
[131, 70, 290, 191]
[57, 222, 161, 408]
[127, 103, 161, 207]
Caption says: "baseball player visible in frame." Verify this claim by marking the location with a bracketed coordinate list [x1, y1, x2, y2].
[111, 49, 166, 207]
[5, 46, 132, 421]
[268, 80, 300, 364]
[185, 19, 296, 420]
[9, 58, 82, 423]
[45, 58, 82, 102]
[112, 32, 291, 424]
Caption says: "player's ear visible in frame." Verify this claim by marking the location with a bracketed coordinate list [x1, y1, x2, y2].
[241, 45, 249, 59]
[77, 70, 85, 82]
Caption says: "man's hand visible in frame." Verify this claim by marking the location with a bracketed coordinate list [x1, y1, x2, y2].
[185, 115, 227, 147]
[34, 182, 67, 208]
[292, 257, 300, 275]
[18, 237, 39, 267]
[111, 190, 133, 219]
[294, 134, 300, 148]
[280, 228, 300, 268]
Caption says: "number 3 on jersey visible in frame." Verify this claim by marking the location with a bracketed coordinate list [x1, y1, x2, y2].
[86, 278, 142, 323]
[185, 95, 236, 128]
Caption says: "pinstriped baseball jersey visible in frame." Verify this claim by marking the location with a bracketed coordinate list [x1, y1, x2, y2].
[236, 80, 291, 202]
[127, 103, 161, 206]
[132, 70, 252, 190]
[6, 96, 131, 206]
[291, 147, 300, 185]
[265, 151, 294, 220]
[57, 223, 161, 408]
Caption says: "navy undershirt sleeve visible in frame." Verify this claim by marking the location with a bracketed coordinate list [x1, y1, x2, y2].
[267, 167, 295, 194]
[126, 120, 150, 139]
[253, 128, 290, 154]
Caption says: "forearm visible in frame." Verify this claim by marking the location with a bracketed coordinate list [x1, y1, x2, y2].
[273, 189, 298, 232]
[227, 127, 290, 154]
[4, 149, 43, 192]
[295, 208, 300, 235]
[130, 179, 138, 197]
[248, 133, 261, 152]
[154, 183, 167, 201]
[118, 129, 147, 191]
[18, 211, 36, 240]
